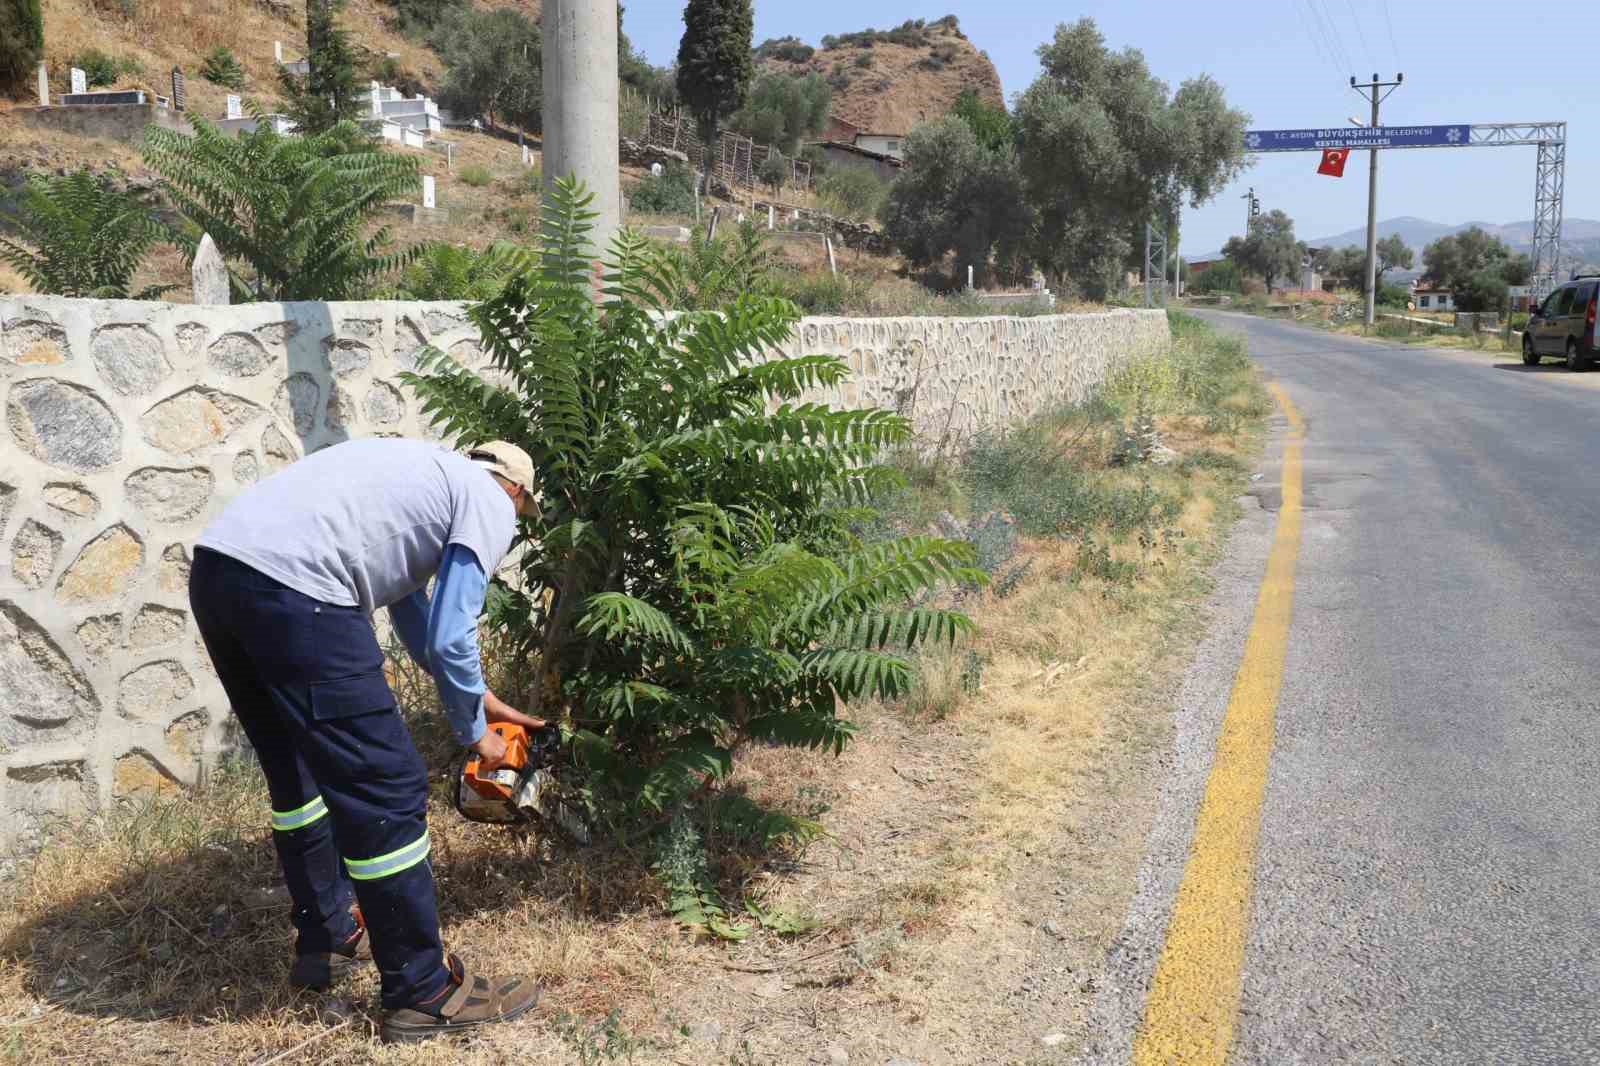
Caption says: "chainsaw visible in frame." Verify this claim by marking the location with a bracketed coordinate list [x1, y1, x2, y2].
[454, 721, 591, 844]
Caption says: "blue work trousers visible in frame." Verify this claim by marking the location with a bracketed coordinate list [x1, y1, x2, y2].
[189, 548, 451, 1010]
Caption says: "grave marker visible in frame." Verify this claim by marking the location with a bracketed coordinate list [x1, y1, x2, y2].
[170, 67, 185, 112]
[70, 68, 87, 95]
[192, 234, 229, 305]
[36, 62, 48, 107]
[225, 94, 242, 120]
[422, 175, 436, 209]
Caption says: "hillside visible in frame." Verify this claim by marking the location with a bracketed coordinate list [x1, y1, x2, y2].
[29, 0, 446, 124]
[756, 16, 1005, 137]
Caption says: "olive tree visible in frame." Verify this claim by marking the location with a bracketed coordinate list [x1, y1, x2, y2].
[1015, 19, 1249, 298]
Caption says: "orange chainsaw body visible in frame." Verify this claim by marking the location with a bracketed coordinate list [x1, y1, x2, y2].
[458, 722, 533, 822]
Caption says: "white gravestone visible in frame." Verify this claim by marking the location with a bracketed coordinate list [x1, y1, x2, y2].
[191, 234, 230, 306]
[225, 94, 242, 120]
[422, 175, 436, 210]
[37, 62, 48, 107]
[522, 145, 532, 166]
[650, 162, 663, 178]
[274, 41, 284, 63]
[70, 68, 86, 95]
[371, 85, 382, 117]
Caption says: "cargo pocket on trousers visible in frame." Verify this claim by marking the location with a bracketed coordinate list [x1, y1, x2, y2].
[309, 672, 397, 721]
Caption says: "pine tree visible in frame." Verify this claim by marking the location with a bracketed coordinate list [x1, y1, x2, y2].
[675, 0, 753, 171]
[280, 0, 363, 134]
[1, 0, 45, 97]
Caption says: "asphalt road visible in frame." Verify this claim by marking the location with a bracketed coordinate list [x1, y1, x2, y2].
[1082, 314, 1600, 1065]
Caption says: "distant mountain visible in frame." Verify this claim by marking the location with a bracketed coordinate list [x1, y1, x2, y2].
[1189, 216, 1600, 274]
[1304, 216, 1600, 253]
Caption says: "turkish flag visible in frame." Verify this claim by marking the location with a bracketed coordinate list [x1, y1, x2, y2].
[1317, 148, 1350, 178]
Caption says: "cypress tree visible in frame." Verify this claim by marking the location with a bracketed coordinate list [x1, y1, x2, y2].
[280, 0, 363, 134]
[675, 0, 753, 171]
[1, 0, 45, 97]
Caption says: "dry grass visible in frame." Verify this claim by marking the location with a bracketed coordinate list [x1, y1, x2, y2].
[0, 315, 1268, 1064]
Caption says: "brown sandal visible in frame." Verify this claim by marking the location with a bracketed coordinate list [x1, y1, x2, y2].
[381, 954, 540, 1043]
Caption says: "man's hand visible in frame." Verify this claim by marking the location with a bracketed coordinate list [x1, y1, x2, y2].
[470, 727, 508, 771]
[484, 689, 547, 731]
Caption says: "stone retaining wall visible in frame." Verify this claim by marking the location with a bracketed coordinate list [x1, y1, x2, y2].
[0, 296, 1167, 847]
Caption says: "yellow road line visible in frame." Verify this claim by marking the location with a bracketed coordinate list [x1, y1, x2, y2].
[1130, 381, 1305, 1065]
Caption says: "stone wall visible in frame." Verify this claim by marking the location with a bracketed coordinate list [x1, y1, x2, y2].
[15, 103, 193, 145]
[0, 296, 1167, 847]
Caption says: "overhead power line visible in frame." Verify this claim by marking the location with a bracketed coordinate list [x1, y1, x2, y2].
[1344, 0, 1375, 70]
[1381, 0, 1402, 69]
[1295, 0, 1339, 75]
[1313, 0, 1355, 72]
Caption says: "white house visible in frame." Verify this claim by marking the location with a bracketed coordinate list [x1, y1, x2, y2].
[1412, 284, 1455, 311]
[853, 132, 905, 160]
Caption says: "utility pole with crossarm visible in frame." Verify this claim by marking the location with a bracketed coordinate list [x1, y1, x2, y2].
[1352, 73, 1403, 326]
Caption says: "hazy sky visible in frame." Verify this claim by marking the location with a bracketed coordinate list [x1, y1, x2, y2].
[625, 1, 1589, 256]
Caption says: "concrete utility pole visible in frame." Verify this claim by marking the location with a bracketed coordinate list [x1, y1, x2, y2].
[542, 0, 622, 254]
[1352, 73, 1403, 326]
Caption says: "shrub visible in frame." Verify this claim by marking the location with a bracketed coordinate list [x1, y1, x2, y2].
[458, 163, 493, 187]
[70, 49, 141, 88]
[386, 0, 463, 33]
[756, 151, 787, 192]
[144, 116, 422, 301]
[0, 169, 172, 298]
[0, 0, 44, 97]
[383, 240, 520, 300]
[401, 177, 980, 835]
[854, 53, 874, 69]
[817, 164, 888, 222]
[658, 220, 771, 311]
[199, 46, 244, 90]
[1376, 281, 1409, 309]
[762, 269, 871, 314]
[626, 164, 697, 216]
[754, 36, 815, 64]
[1190, 259, 1241, 294]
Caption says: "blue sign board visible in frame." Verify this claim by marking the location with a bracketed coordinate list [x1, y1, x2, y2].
[1244, 125, 1471, 152]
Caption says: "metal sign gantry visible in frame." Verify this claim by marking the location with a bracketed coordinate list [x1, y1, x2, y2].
[1242, 121, 1568, 299]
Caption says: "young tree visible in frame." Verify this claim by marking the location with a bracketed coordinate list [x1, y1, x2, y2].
[1376, 234, 1414, 283]
[1, 0, 44, 97]
[1015, 19, 1249, 298]
[280, 0, 363, 134]
[402, 178, 980, 823]
[144, 116, 422, 301]
[1221, 209, 1299, 290]
[676, 0, 754, 167]
[882, 116, 1032, 287]
[0, 170, 172, 298]
[429, 7, 542, 130]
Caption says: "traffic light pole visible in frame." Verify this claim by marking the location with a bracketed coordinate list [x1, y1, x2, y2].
[1352, 73, 1403, 326]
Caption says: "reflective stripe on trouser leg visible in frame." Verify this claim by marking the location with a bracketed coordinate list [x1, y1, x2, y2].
[343, 830, 431, 880]
[271, 795, 328, 832]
